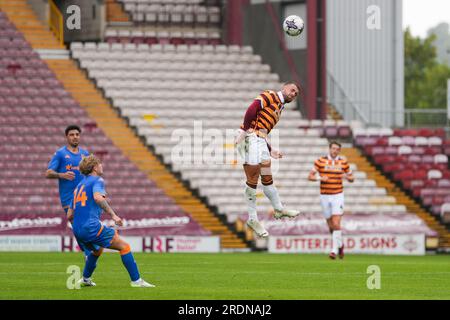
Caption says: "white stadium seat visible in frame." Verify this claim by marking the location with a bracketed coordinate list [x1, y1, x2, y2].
[72, 41, 409, 222]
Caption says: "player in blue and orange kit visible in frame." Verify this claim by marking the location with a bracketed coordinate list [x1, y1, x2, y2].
[46, 125, 91, 258]
[66, 154, 154, 288]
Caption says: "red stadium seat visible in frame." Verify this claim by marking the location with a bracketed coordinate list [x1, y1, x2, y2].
[432, 196, 445, 206]
[10, 87, 26, 97]
[336, 126, 351, 139]
[408, 155, 422, 163]
[375, 155, 391, 165]
[416, 170, 428, 180]
[376, 137, 389, 146]
[422, 155, 434, 164]
[394, 170, 414, 181]
[384, 163, 405, 173]
[434, 128, 446, 139]
[324, 126, 338, 138]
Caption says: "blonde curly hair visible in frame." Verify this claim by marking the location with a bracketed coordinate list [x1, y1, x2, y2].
[79, 154, 101, 175]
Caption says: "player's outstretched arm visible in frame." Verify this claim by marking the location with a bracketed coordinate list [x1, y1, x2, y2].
[66, 208, 74, 223]
[308, 169, 328, 182]
[345, 173, 355, 182]
[308, 169, 317, 181]
[45, 169, 59, 179]
[45, 169, 75, 180]
[270, 149, 283, 159]
[94, 192, 123, 226]
[234, 129, 247, 145]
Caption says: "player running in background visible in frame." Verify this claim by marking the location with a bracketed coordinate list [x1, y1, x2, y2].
[235, 82, 301, 238]
[308, 141, 354, 259]
[66, 155, 154, 288]
[45, 125, 91, 258]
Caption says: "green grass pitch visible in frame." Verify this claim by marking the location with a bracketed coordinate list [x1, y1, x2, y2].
[0, 252, 449, 300]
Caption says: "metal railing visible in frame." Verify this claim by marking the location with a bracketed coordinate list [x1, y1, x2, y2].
[327, 71, 450, 129]
[327, 71, 369, 125]
[370, 109, 449, 128]
[48, 0, 64, 45]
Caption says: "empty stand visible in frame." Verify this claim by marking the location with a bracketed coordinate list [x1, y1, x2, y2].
[0, 1, 63, 49]
[71, 42, 409, 227]
[355, 127, 450, 220]
[118, 0, 222, 27]
[104, 0, 222, 45]
[0, 11, 209, 237]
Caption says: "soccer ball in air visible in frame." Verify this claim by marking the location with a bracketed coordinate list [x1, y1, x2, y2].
[283, 15, 304, 37]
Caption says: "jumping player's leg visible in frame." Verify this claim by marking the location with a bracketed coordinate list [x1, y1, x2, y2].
[243, 133, 261, 220]
[243, 163, 260, 221]
[260, 160, 283, 212]
[242, 134, 270, 237]
[243, 163, 269, 237]
[260, 148, 299, 219]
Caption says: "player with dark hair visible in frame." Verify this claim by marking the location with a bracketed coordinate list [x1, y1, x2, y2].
[308, 141, 354, 259]
[67, 155, 154, 288]
[235, 82, 302, 238]
[46, 125, 91, 258]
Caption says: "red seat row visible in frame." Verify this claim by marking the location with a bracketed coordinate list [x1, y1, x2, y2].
[393, 128, 446, 138]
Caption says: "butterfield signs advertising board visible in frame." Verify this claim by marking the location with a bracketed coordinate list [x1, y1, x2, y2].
[268, 234, 425, 255]
[262, 213, 435, 255]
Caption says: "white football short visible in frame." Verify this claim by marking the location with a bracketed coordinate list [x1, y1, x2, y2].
[239, 132, 270, 165]
[320, 193, 344, 219]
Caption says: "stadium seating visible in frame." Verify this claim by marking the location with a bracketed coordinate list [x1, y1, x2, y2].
[72, 42, 409, 223]
[355, 127, 450, 221]
[0, 12, 209, 235]
[118, 0, 222, 27]
[104, 0, 222, 45]
[104, 28, 222, 45]
[297, 119, 353, 139]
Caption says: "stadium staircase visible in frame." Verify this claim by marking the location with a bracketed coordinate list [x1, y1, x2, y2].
[106, 0, 130, 23]
[46, 63, 248, 250]
[1, 0, 247, 250]
[0, 0, 62, 49]
[343, 147, 449, 250]
[326, 104, 343, 121]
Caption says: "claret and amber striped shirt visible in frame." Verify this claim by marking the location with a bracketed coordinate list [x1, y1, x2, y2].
[313, 155, 351, 195]
[240, 90, 285, 137]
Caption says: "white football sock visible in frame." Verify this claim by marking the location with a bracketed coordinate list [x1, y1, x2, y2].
[262, 184, 283, 211]
[244, 186, 258, 221]
[332, 230, 342, 254]
[336, 230, 343, 249]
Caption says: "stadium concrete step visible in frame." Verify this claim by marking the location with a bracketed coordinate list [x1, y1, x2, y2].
[45, 58, 248, 250]
[0, 0, 63, 50]
[343, 147, 450, 251]
[106, 0, 130, 23]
